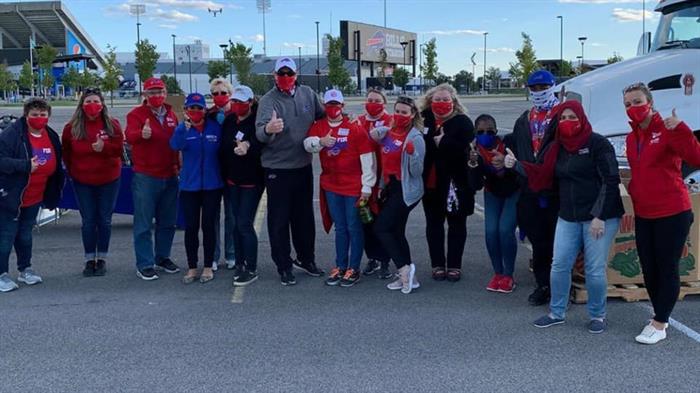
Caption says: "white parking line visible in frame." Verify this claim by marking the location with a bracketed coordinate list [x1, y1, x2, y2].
[230, 191, 267, 304]
[636, 303, 700, 344]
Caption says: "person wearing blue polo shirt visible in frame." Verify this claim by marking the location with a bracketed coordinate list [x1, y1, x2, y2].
[170, 93, 224, 284]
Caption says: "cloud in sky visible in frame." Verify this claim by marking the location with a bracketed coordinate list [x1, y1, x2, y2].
[158, 24, 177, 29]
[133, 0, 240, 11]
[612, 8, 655, 22]
[149, 8, 198, 22]
[559, 0, 642, 4]
[476, 47, 517, 53]
[424, 29, 486, 36]
[251, 34, 264, 43]
[283, 42, 315, 49]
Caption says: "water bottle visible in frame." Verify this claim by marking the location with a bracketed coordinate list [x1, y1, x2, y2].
[358, 199, 373, 224]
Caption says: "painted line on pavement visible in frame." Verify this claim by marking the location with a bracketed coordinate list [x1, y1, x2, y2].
[230, 191, 267, 304]
[635, 303, 700, 344]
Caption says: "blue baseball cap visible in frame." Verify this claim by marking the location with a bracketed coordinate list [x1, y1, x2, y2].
[527, 70, 556, 87]
[184, 93, 206, 108]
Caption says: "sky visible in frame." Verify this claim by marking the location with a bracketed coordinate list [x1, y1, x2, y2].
[57, 0, 659, 75]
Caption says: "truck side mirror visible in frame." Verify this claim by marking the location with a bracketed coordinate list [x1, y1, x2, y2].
[637, 32, 652, 56]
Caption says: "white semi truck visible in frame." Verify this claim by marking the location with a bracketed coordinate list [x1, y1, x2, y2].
[561, 0, 700, 164]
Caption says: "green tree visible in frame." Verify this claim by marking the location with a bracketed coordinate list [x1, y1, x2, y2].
[392, 67, 410, 93]
[160, 75, 183, 95]
[435, 72, 452, 85]
[508, 32, 538, 88]
[486, 66, 501, 90]
[61, 66, 81, 97]
[101, 45, 121, 107]
[35, 44, 58, 96]
[421, 38, 438, 85]
[18, 60, 34, 96]
[135, 39, 160, 85]
[453, 70, 474, 93]
[0, 63, 16, 102]
[227, 42, 253, 84]
[326, 34, 353, 93]
[80, 72, 99, 90]
[247, 74, 271, 95]
[560, 60, 574, 77]
[207, 60, 229, 82]
[607, 53, 624, 64]
[377, 49, 389, 89]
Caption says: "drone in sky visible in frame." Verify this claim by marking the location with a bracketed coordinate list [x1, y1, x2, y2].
[208, 8, 223, 17]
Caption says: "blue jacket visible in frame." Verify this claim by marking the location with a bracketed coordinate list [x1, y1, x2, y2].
[0, 117, 65, 215]
[170, 119, 223, 191]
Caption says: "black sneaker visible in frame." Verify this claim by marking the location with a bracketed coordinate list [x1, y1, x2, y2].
[293, 259, 323, 277]
[325, 268, 345, 286]
[280, 270, 297, 286]
[528, 286, 551, 306]
[362, 259, 380, 276]
[377, 261, 393, 280]
[94, 260, 106, 276]
[233, 270, 258, 287]
[82, 261, 96, 277]
[136, 267, 159, 281]
[232, 264, 245, 280]
[155, 258, 180, 274]
[340, 269, 360, 287]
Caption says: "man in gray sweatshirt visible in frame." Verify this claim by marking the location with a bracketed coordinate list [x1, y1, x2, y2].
[256, 57, 324, 286]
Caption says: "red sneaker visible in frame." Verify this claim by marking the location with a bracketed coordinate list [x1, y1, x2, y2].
[486, 274, 502, 292]
[498, 276, 516, 293]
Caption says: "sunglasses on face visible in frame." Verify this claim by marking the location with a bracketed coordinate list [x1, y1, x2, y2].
[276, 71, 295, 77]
[476, 129, 497, 135]
[84, 87, 101, 95]
[211, 91, 229, 96]
[146, 90, 165, 96]
[186, 106, 204, 111]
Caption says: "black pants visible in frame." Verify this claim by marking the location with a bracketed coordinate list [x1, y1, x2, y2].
[422, 188, 469, 270]
[363, 220, 389, 263]
[636, 210, 693, 324]
[375, 179, 417, 270]
[180, 189, 222, 269]
[265, 165, 315, 274]
[517, 193, 558, 288]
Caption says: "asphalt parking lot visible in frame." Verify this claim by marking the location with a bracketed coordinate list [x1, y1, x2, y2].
[1, 97, 698, 393]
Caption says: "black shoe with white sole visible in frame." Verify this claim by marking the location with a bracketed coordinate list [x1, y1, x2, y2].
[362, 259, 380, 276]
[155, 259, 180, 274]
[293, 259, 323, 277]
[136, 267, 159, 281]
[234, 270, 258, 287]
[280, 270, 297, 286]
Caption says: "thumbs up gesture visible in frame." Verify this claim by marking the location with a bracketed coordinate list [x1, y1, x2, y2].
[265, 110, 285, 134]
[664, 108, 681, 130]
[491, 148, 505, 170]
[319, 130, 337, 148]
[504, 148, 517, 169]
[92, 134, 105, 152]
[142, 118, 152, 140]
[234, 139, 250, 156]
[30, 156, 39, 173]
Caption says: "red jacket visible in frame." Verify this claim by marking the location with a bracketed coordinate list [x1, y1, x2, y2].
[125, 103, 180, 178]
[62, 117, 123, 186]
[626, 113, 700, 219]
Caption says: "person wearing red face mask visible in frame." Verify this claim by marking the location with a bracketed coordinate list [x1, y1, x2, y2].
[255, 57, 325, 286]
[209, 78, 234, 124]
[356, 88, 392, 279]
[219, 85, 265, 286]
[420, 83, 476, 283]
[504, 100, 624, 334]
[125, 77, 181, 281]
[170, 93, 224, 284]
[62, 88, 124, 277]
[369, 96, 425, 294]
[304, 89, 376, 287]
[0, 98, 64, 293]
[621, 83, 700, 344]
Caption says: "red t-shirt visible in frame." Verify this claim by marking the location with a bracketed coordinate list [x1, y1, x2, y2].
[307, 117, 374, 197]
[380, 129, 408, 183]
[22, 131, 57, 207]
[358, 113, 392, 187]
[62, 118, 123, 186]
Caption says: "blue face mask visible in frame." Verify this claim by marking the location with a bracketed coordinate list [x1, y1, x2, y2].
[476, 133, 497, 149]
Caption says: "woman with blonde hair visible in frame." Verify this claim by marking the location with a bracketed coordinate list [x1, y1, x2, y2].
[420, 83, 475, 282]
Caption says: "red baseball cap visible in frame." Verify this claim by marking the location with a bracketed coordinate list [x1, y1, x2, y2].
[143, 77, 166, 90]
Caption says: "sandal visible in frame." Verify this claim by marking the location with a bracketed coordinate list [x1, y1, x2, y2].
[446, 269, 461, 282]
[200, 268, 215, 284]
[182, 271, 198, 284]
[432, 267, 446, 281]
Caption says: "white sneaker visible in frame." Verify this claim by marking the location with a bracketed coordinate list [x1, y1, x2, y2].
[0, 273, 19, 292]
[387, 277, 403, 290]
[225, 259, 236, 270]
[212, 261, 218, 272]
[401, 264, 416, 294]
[635, 323, 667, 345]
[18, 268, 42, 285]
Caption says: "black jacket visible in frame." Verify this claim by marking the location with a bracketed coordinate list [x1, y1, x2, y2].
[0, 117, 64, 215]
[219, 106, 264, 187]
[511, 109, 558, 199]
[552, 132, 624, 222]
[469, 134, 520, 198]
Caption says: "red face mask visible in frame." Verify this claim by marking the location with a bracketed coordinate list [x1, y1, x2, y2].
[27, 116, 49, 131]
[365, 102, 385, 117]
[232, 102, 251, 117]
[325, 105, 343, 119]
[213, 94, 230, 108]
[186, 109, 205, 124]
[558, 120, 582, 138]
[275, 75, 297, 92]
[83, 102, 103, 118]
[147, 95, 166, 108]
[626, 104, 651, 124]
[393, 113, 412, 130]
[431, 101, 453, 117]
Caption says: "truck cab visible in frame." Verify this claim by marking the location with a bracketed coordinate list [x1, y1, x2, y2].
[561, 0, 700, 163]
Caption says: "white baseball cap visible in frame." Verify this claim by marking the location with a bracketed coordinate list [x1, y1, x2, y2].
[232, 85, 254, 101]
[323, 89, 344, 104]
[274, 57, 297, 73]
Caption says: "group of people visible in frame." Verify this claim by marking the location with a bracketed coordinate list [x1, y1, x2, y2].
[0, 60, 696, 344]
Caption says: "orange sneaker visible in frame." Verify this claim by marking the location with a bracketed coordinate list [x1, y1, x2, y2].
[340, 268, 360, 287]
[325, 267, 344, 286]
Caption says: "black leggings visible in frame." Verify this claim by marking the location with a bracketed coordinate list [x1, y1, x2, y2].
[517, 193, 558, 288]
[374, 180, 417, 270]
[635, 210, 693, 324]
[422, 188, 468, 270]
[180, 189, 222, 269]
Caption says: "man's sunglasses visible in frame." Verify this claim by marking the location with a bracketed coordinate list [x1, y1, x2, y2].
[476, 129, 497, 135]
[276, 71, 296, 77]
[211, 91, 229, 96]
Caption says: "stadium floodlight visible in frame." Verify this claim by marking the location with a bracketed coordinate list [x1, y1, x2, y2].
[256, 0, 271, 56]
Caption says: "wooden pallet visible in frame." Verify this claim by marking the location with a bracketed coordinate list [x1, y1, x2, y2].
[572, 281, 700, 304]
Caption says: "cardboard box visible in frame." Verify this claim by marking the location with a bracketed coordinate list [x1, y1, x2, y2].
[605, 185, 700, 284]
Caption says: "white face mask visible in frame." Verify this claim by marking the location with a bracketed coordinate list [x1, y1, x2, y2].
[529, 86, 557, 110]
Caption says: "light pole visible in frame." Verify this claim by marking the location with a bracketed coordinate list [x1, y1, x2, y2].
[298, 46, 302, 78]
[483, 32, 488, 93]
[578, 36, 587, 73]
[400, 41, 408, 67]
[419, 43, 426, 92]
[471, 52, 476, 95]
[186, 45, 192, 93]
[315, 21, 320, 92]
[219, 43, 231, 84]
[557, 16, 563, 78]
[130, 3, 145, 95]
[172, 34, 177, 91]
[256, 0, 271, 56]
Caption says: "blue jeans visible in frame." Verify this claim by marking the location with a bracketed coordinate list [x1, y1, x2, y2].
[0, 204, 41, 274]
[325, 191, 364, 270]
[550, 217, 620, 320]
[225, 184, 263, 271]
[73, 179, 120, 260]
[132, 173, 179, 269]
[484, 191, 519, 277]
